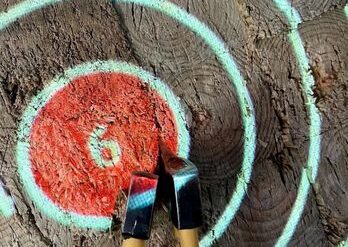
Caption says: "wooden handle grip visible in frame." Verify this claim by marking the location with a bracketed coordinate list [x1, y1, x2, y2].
[122, 238, 146, 247]
[174, 228, 199, 247]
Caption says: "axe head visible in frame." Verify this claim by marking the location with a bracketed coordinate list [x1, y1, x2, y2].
[160, 145, 202, 230]
[122, 171, 158, 240]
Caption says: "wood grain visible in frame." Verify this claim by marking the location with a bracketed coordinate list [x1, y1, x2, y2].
[243, 0, 346, 40]
[301, 8, 348, 246]
[292, 0, 346, 21]
[116, 0, 326, 246]
[256, 6, 347, 247]
[0, 1, 139, 246]
[0, 0, 347, 246]
[116, 0, 277, 184]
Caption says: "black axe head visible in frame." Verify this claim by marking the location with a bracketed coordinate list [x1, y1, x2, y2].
[159, 144, 202, 230]
[122, 171, 159, 240]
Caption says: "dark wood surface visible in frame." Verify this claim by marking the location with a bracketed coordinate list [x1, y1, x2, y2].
[0, 0, 347, 246]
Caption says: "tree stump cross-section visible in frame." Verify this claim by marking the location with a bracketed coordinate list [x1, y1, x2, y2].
[0, 0, 347, 246]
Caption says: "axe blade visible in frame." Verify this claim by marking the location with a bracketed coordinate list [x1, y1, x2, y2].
[122, 171, 159, 240]
[161, 153, 203, 230]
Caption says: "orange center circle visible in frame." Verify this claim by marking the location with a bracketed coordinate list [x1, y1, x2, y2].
[29, 72, 178, 216]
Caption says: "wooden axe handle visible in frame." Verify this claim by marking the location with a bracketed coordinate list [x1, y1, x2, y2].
[174, 228, 199, 247]
[122, 238, 146, 247]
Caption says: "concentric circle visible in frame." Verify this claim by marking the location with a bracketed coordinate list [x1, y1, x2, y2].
[2, 0, 257, 245]
[272, 0, 322, 246]
[16, 60, 190, 229]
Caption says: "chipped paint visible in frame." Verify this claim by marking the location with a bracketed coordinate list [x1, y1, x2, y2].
[0, 181, 15, 217]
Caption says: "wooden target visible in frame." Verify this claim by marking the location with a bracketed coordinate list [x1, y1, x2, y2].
[0, 0, 347, 246]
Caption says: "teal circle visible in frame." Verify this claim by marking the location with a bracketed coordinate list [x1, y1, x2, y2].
[1, 0, 257, 245]
[0, 182, 15, 217]
[272, 1, 322, 246]
[16, 60, 191, 229]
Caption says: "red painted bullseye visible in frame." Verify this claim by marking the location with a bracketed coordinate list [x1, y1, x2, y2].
[29, 73, 178, 217]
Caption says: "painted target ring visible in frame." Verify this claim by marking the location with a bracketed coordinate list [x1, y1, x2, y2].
[1, 0, 331, 246]
[6, 0, 257, 245]
[17, 61, 190, 229]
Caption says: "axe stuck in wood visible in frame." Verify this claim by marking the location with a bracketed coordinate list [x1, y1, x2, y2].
[121, 144, 202, 247]
[122, 171, 159, 247]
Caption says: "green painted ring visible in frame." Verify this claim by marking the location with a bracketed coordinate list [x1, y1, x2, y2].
[0, 182, 15, 217]
[1, 0, 257, 245]
[16, 61, 190, 229]
[272, 0, 323, 246]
